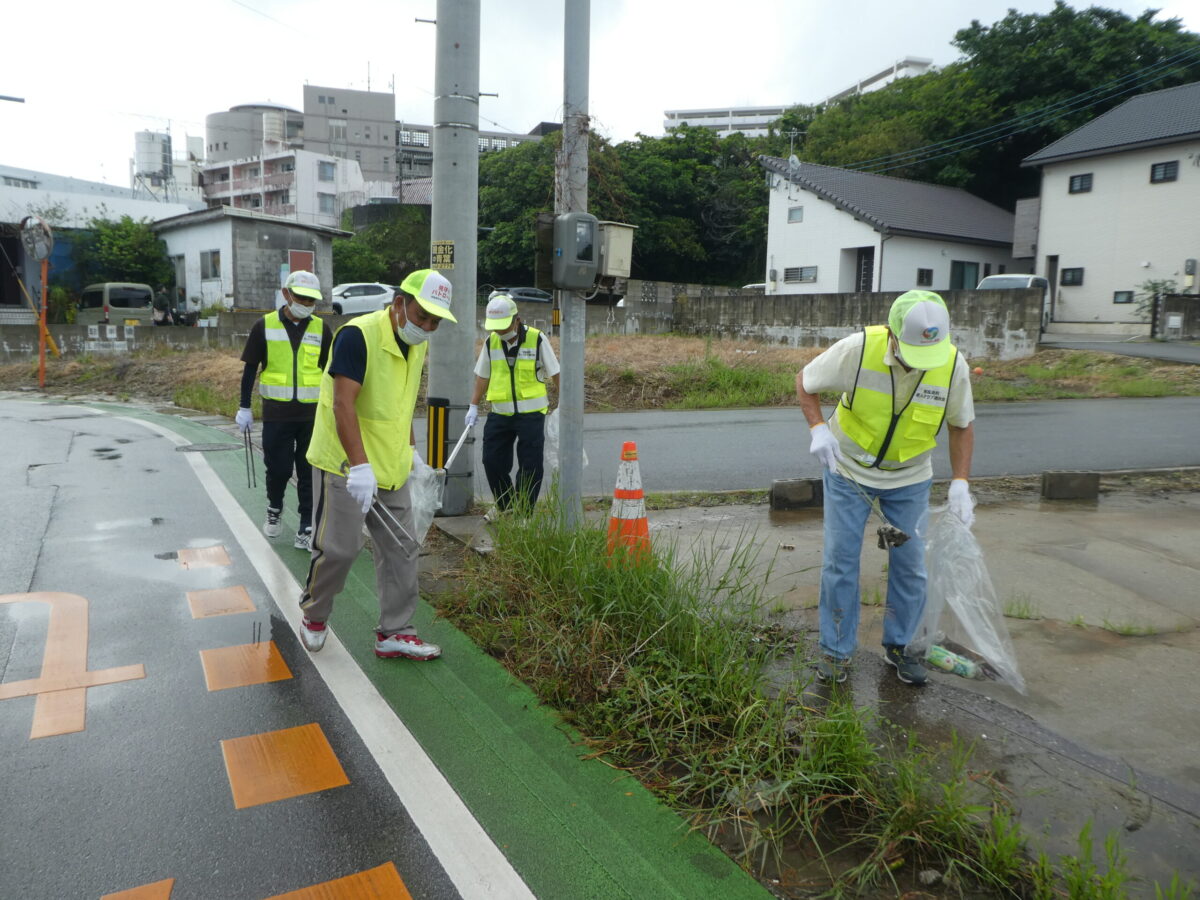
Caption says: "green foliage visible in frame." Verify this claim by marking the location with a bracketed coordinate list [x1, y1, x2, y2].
[47, 285, 75, 324]
[478, 136, 558, 286]
[72, 215, 173, 288]
[332, 239, 389, 285]
[333, 206, 431, 286]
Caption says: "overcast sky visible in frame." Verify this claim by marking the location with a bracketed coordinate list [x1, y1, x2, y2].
[2, 0, 1196, 186]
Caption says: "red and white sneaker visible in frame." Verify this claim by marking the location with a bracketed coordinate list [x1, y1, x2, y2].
[375, 632, 441, 661]
[299, 616, 327, 653]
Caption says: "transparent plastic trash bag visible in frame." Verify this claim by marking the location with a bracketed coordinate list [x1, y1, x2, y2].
[908, 504, 1026, 693]
[543, 408, 587, 473]
[408, 457, 444, 545]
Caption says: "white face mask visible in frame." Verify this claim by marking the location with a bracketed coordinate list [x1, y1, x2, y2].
[396, 303, 429, 345]
[289, 300, 314, 320]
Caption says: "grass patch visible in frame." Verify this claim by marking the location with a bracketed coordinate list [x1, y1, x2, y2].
[435, 501, 1187, 894]
[1100, 619, 1158, 637]
[1004, 593, 1042, 620]
[663, 356, 796, 409]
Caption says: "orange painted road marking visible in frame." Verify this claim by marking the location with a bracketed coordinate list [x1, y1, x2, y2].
[101, 877, 175, 899]
[222, 723, 350, 809]
[0, 592, 145, 739]
[265, 863, 411, 899]
[200, 641, 291, 691]
[177, 545, 231, 569]
[187, 585, 255, 618]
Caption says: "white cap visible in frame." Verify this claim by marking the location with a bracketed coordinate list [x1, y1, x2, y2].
[484, 294, 518, 331]
[284, 270, 322, 301]
[888, 290, 952, 369]
[399, 269, 456, 323]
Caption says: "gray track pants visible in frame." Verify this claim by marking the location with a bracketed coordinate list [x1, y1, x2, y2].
[299, 467, 419, 636]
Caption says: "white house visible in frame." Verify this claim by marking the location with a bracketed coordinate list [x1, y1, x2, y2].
[1021, 80, 1200, 328]
[760, 157, 1017, 295]
[152, 206, 349, 313]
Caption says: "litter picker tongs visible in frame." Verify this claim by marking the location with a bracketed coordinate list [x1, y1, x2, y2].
[840, 469, 909, 549]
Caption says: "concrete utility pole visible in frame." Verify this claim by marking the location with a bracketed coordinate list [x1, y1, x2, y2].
[427, 0, 480, 515]
[556, 0, 590, 525]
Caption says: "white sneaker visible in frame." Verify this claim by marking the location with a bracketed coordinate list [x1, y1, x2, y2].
[294, 529, 312, 551]
[299, 617, 327, 652]
[263, 507, 282, 538]
[375, 632, 441, 660]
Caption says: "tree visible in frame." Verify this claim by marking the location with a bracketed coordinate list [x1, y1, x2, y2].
[332, 239, 388, 284]
[72, 216, 173, 288]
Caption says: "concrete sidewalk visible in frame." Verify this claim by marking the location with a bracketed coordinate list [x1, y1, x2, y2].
[437, 476, 1200, 881]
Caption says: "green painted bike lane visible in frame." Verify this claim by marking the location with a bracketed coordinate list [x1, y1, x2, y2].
[129, 406, 769, 900]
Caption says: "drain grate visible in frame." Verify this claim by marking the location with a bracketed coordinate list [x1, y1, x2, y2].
[176, 443, 242, 453]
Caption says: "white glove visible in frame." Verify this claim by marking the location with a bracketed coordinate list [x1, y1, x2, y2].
[411, 446, 428, 472]
[464, 403, 479, 428]
[235, 407, 253, 433]
[345, 463, 377, 514]
[948, 479, 975, 528]
[808, 423, 845, 472]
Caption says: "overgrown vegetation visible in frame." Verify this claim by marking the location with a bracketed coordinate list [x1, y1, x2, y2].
[435, 502, 1194, 896]
[3, 339, 1199, 415]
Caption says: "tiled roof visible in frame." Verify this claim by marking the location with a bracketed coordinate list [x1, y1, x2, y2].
[1023, 80, 1200, 165]
[759, 156, 1014, 245]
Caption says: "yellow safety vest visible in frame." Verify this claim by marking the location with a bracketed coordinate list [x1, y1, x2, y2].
[307, 309, 425, 490]
[834, 325, 957, 470]
[259, 311, 324, 403]
[486, 326, 548, 415]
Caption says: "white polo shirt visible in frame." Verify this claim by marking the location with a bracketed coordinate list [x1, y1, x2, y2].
[802, 331, 975, 489]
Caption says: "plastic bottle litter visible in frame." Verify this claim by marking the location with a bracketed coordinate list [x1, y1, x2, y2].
[925, 644, 980, 679]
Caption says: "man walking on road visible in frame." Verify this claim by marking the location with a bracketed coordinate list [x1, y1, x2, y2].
[465, 294, 560, 517]
[236, 270, 332, 550]
[299, 269, 456, 660]
[795, 290, 976, 686]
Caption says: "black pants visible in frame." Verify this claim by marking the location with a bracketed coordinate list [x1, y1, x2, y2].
[482, 411, 546, 512]
[261, 419, 315, 530]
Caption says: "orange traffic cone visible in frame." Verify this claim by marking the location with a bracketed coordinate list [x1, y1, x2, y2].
[607, 441, 651, 561]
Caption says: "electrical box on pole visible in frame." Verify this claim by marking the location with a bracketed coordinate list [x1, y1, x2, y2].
[552, 212, 599, 290]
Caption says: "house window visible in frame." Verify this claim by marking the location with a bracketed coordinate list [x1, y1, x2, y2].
[949, 260, 979, 290]
[318, 161, 336, 181]
[478, 137, 490, 152]
[1150, 161, 1178, 184]
[916, 268, 933, 286]
[1069, 173, 1093, 194]
[783, 266, 817, 283]
[329, 119, 347, 142]
[787, 206, 804, 224]
[200, 250, 221, 280]
[1061, 268, 1084, 286]
[1113, 290, 1134, 304]
[492, 138, 507, 149]
[318, 193, 336, 214]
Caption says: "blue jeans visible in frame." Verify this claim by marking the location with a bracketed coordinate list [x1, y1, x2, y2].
[819, 469, 930, 661]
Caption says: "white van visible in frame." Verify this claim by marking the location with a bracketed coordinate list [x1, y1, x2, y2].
[76, 283, 155, 326]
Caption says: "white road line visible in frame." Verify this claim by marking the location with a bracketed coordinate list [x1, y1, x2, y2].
[126, 416, 535, 900]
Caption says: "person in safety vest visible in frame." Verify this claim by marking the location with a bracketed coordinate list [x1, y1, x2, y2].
[795, 290, 976, 686]
[297, 269, 456, 660]
[236, 270, 332, 551]
[465, 294, 560, 518]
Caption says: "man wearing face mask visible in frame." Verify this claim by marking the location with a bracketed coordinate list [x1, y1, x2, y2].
[236, 270, 332, 550]
[298, 269, 455, 660]
[795, 290, 976, 687]
[466, 294, 560, 517]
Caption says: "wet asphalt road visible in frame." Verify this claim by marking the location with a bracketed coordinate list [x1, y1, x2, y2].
[453, 396, 1200, 497]
[0, 401, 462, 899]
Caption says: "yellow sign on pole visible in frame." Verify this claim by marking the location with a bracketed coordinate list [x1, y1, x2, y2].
[431, 240, 455, 270]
